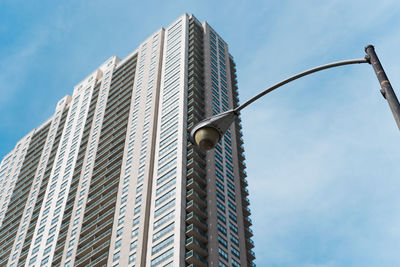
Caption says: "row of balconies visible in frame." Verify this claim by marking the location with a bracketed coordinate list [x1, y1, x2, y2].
[78, 219, 112, 248]
[110, 57, 137, 84]
[80, 206, 115, 235]
[84, 190, 117, 222]
[111, 55, 137, 78]
[108, 69, 136, 95]
[102, 88, 132, 120]
[0, 210, 23, 240]
[185, 26, 208, 267]
[0, 247, 11, 265]
[75, 240, 110, 267]
[85, 185, 118, 218]
[86, 172, 119, 201]
[76, 228, 111, 258]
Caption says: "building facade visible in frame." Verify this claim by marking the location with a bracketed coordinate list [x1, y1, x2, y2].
[0, 14, 255, 267]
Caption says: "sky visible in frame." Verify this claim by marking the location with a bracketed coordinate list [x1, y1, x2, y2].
[1, 0, 400, 266]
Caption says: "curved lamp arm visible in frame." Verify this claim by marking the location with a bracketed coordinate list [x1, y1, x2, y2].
[234, 58, 368, 112]
[191, 46, 400, 150]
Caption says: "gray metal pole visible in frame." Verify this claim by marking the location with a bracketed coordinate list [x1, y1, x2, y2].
[365, 45, 400, 130]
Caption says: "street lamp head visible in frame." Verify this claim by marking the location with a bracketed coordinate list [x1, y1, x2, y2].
[193, 127, 220, 150]
[190, 110, 238, 150]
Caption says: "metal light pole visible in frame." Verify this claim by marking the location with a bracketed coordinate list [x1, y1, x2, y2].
[365, 45, 400, 130]
[190, 45, 400, 150]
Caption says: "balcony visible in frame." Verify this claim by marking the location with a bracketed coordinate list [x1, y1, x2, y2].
[243, 206, 251, 217]
[241, 177, 248, 187]
[186, 149, 206, 166]
[75, 240, 110, 267]
[186, 158, 206, 176]
[186, 200, 207, 219]
[78, 221, 112, 246]
[247, 249, 256, 261]
[246, 237, 255, 249]
[186, 168, 206, 185]
[245, 225, 254, 238]
[242, 196, 250, 206]
[186, 224, 207, 243]
[186, 189, 206, 207]
[185, 211, 207, 231]
[241, 186, 249, 197]
[244, 216, 252, 227]
[185, 237, 208, 257]
[77, 229, 111, 257]
[185, 249, 207, 267]
[80, 210, 114, 235]
[186, 178, 206, 196]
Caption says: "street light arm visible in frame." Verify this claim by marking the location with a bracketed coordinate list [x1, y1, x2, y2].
[234, 58, 369, 113]
[191, 46, 400, 150]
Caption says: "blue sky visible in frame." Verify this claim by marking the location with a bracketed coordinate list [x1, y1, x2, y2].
[1, 0, 400, 266]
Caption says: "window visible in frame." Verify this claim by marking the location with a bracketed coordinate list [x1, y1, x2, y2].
[130, 240, 137, 251]
[216, 170, 224, 181]
[129, 253, 136, 264]
[134, 205, 141, 215]
[230, 234, 239, 246]
[218, 235, 227, 248]
[113, 251, 120, 262]
[157, 168, 176, 185]
[150, 247, 174, 267]
[216, 180, 224, 191]
[120, 205, 127, 215]
[229, 222, 238, 234]
[115, 239, 122, 249]
[151, 234, 174, 255]
[229, 211, 237, 223]
[217, 223, 227, 235]
[35, 236, 42, 245]
[32, 245, 40, 255]
[227, 181, 235, 191]
[217, 212, 226, 224]
[232, 259, 241, 267]
[216, 200, 225, 212]
[216, 190, 225, 202]
[46, 235, 54, 245]
[215, 161, 224, 172]
[116, 227, 123, 237]
[218, 247, 228, 261]
[29, 255, 37, 265]
[231, 246, 240, 258]
[153, 222, 174, 242]
[41, 256, 49, 266]
[136, 184, 143, 193]
[71, 227, 77, 236]
[154, 210, 175, 230]
[133, 216, 140, 227]
[155, 188, 175, 207]
[156, 178, 176, 196]
[131, 228, 139, 238]
[155, 199, 175, 218]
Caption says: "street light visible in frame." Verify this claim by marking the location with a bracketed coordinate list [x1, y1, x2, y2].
[190, 45, 400, 150]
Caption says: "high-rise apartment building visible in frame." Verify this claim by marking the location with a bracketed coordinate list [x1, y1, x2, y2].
[0, 14, 255, 267]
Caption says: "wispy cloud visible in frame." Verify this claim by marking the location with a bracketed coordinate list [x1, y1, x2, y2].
[240, 1, 400, 263]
